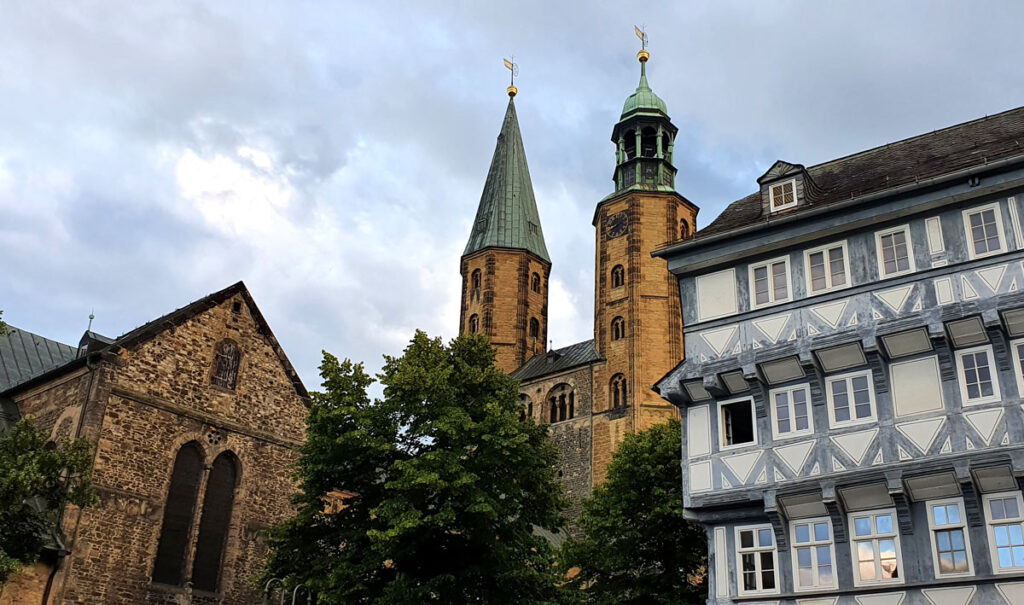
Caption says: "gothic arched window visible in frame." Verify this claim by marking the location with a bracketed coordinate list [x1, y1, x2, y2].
[611, 374, 627, 408]
[529, 318, 540, 339]
[469, 314, 479, 334]
[611, 316, 626, 341]
[152, 443, 203, 586]
[680, 218, 691, 240]
[191, 452, 239, 592]
[471, 269, 482, 301]
[611, 265, 625, 288]
[211, 340, 241, 390]
[531, 272, 541, 293]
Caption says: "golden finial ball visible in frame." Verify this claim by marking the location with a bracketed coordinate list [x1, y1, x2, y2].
[507, 85, 518, 98]
[637, 49, 650, 63]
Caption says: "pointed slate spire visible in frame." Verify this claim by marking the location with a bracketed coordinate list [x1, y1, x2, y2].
[463, 96, 550, 262]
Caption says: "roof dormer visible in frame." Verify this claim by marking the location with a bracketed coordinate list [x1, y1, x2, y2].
[757, 160, 821, 215]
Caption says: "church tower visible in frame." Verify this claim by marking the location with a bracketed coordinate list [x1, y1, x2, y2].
[460, 85, 551, 373]
[591, 47, 699, 480]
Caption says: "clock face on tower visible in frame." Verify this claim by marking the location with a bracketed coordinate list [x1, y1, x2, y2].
[605, 211, 629, 240]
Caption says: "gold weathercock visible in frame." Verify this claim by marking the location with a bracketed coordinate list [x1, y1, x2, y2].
[634, 24, 649, 62]
[504, 56, 518, 98]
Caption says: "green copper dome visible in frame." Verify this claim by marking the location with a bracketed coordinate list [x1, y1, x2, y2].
[620, 58, 667, 118]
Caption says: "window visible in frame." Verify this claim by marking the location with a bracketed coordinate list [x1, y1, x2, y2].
[211, 340, 241, 390]
[680, 218, 691, 240]
[471, 269, 482, 298]
[531, 272, 541, 293]
[825, 370, 875, 428]
[469, 314, 479, 334]
[153, 443, 204, 586]
[805, 242, 850, 294]
[191, 452, 238, 592]
[749, 256, 790, 308]
[769, 384, 812, 439]
[1010, 339, 1024, 397]
[519, 395, 533, 421]
[770, 180, 797, 211]
[927, 498, 973, 578]
[611, 373, 627, 408]
[719, 398, 756, 449]
[548, 384, 574, 423]
[611, 264, 625, 288]
[955, 345, 1001, 405]
[984, 491, 1024, 572]
[735, 525, 778, 595]
[876, 225, 915, 278]
[849, 509, 903, 585]
[963, 203, 1005, 260]
[611, 316, 626, 341]
[529, 318, 540, 339]
[791, 518, 836, 591]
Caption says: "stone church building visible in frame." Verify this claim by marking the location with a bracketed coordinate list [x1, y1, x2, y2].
[459, 48, 697, 515]
[0, 282, 307, 605]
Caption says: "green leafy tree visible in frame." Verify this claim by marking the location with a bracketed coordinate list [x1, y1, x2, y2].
[265, 331, 566, 604]
[559, 419, 706, 605]
[0, 419, 96, 584]
[0, 310, 6, 335]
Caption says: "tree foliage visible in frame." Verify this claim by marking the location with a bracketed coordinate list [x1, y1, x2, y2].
[0, 419, 96, 584]
[265, 331, 566, 604]
[0, 310, 6, 335]
[559, 419, 706, 604]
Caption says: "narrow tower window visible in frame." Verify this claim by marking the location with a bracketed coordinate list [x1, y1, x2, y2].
[611, 374, 627, 408]
[612, 316, 626, 341]
[529, 318, 540, 339]
[190, 452, 239, 592]
[611, 265, 625, 288]
[152, 443, 204, 586]
[211, 340, 241, 390]
[471, 269, 482, 300]
[624, 129, 636, 160]
[680, 219, 691, 240]
[641, 127, 657, 157]
[531, 272, 541, 293]
[469, 314, 479, 334]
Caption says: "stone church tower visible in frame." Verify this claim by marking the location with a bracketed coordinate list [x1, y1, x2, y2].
[459, 48, 697, 517]
[460, 87, 551, 373]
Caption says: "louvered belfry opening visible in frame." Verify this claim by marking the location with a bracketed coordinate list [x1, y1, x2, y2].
[152, 442, 203, 585]
[211, 339, 241, 390]
[190, 452, 238, 592]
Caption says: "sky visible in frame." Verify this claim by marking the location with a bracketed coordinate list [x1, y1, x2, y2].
[3, 1, 1024, 391]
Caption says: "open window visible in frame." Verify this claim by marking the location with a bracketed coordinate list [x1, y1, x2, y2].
[719, 398, 756, 449]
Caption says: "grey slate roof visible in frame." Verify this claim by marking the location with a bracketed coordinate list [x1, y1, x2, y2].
[463, 97, 550, 262]
[0, 326, 77, 392]
[697, 105, 1024, 238]
[510, 339, 601, 382]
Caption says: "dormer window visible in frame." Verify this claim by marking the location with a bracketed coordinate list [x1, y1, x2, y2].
[770, 180, 797, 212]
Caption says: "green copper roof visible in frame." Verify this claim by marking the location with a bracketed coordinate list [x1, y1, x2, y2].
[463, 98, 550, 262]
[621, 61, 667, 118]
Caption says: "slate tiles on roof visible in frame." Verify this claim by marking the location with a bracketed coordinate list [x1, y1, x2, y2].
[510, 339, 601, 382]
[0, 326, 77, 392]
[697, 105, 1024, 238]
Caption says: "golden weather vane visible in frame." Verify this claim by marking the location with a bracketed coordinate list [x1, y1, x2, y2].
[634, 24, 648, 50]
[504, 56, 519, 98]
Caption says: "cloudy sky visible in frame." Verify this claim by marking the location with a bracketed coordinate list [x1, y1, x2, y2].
[3, 1, 1024, 390]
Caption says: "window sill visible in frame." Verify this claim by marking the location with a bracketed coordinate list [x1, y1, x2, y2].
[148, 583, 222, 599]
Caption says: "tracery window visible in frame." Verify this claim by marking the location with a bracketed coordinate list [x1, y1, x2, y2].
[152, 443, 203, 586]
[611, 374, 627, 408]
[611, 265, 625, 288]
[680, 218, 691, 240]
[211, 340, 241, 390]
[191, 452, 239, 592]
[611, 316, 626, 341]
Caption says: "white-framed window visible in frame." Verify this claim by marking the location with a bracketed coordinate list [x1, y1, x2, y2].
[927, 498, 974, 578]
[769, 179, 797, 212]
[749, 256, 791, 309]
[825, 370, 876, 428]
[963, 203, 1006, 260]
[769, 383, 813, 440]
[983, 491, 1024, 573]
[804, 241, 850, 294]
[1009, 338, 1024, 398]
[718, 397, 757, 451]
[849, 509, 903, 586]
[954, 345, 1001, 406]
[735, 525, 779, 596]
[875, 224, 915, 278]
[791, 517, 837, 591]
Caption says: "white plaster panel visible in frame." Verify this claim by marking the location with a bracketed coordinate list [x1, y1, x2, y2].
[895, 416, 946, 454]
[925, 216, 945, 254]
[996, 581, 1024, 604]
[701, 325, 738, 357]
[890, 356, 944, 418]
[721, 450, 762, 484]
[696, 269, 737, 321]
[810, 299, 848, 329]
[796, 599, 838, 605]
[690, 460, 712, 492]
[831, 428, 878, 465]
[964, 407, 1004, 445]
[855, 593, 906, 605]
[934, 277, 955, 305]
[922, 586, 976, 605]
[714, 527, 728, 597]
[774, 440, 815, 475]
[874, 284, 914, 313]
[687, 405, 711, 457]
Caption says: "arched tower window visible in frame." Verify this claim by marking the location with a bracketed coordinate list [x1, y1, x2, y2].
[680, 218, 691, 240]
[191, 451, 239, 592]
[211, 340, 241, 390]
[547, 384, 575, 423]
[471, 269, 482, 301]
[529, 318, 540, 339]
[611, 264, 625, 288]
[469, 314, 479, 334]
[152, 443, 203, 586]
[623, 129, 636, 160]
[611, 374, 627, 408]
[531, 272, 541, 293]
[641, 127, 657, 158]
[611, 316, 626, 341]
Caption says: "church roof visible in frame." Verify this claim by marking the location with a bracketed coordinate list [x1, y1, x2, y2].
[463, 97, 550, 262]
[0, 325, 77, 392]
[510, 339, 601, 382]
[691, 105, 1024, 240]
